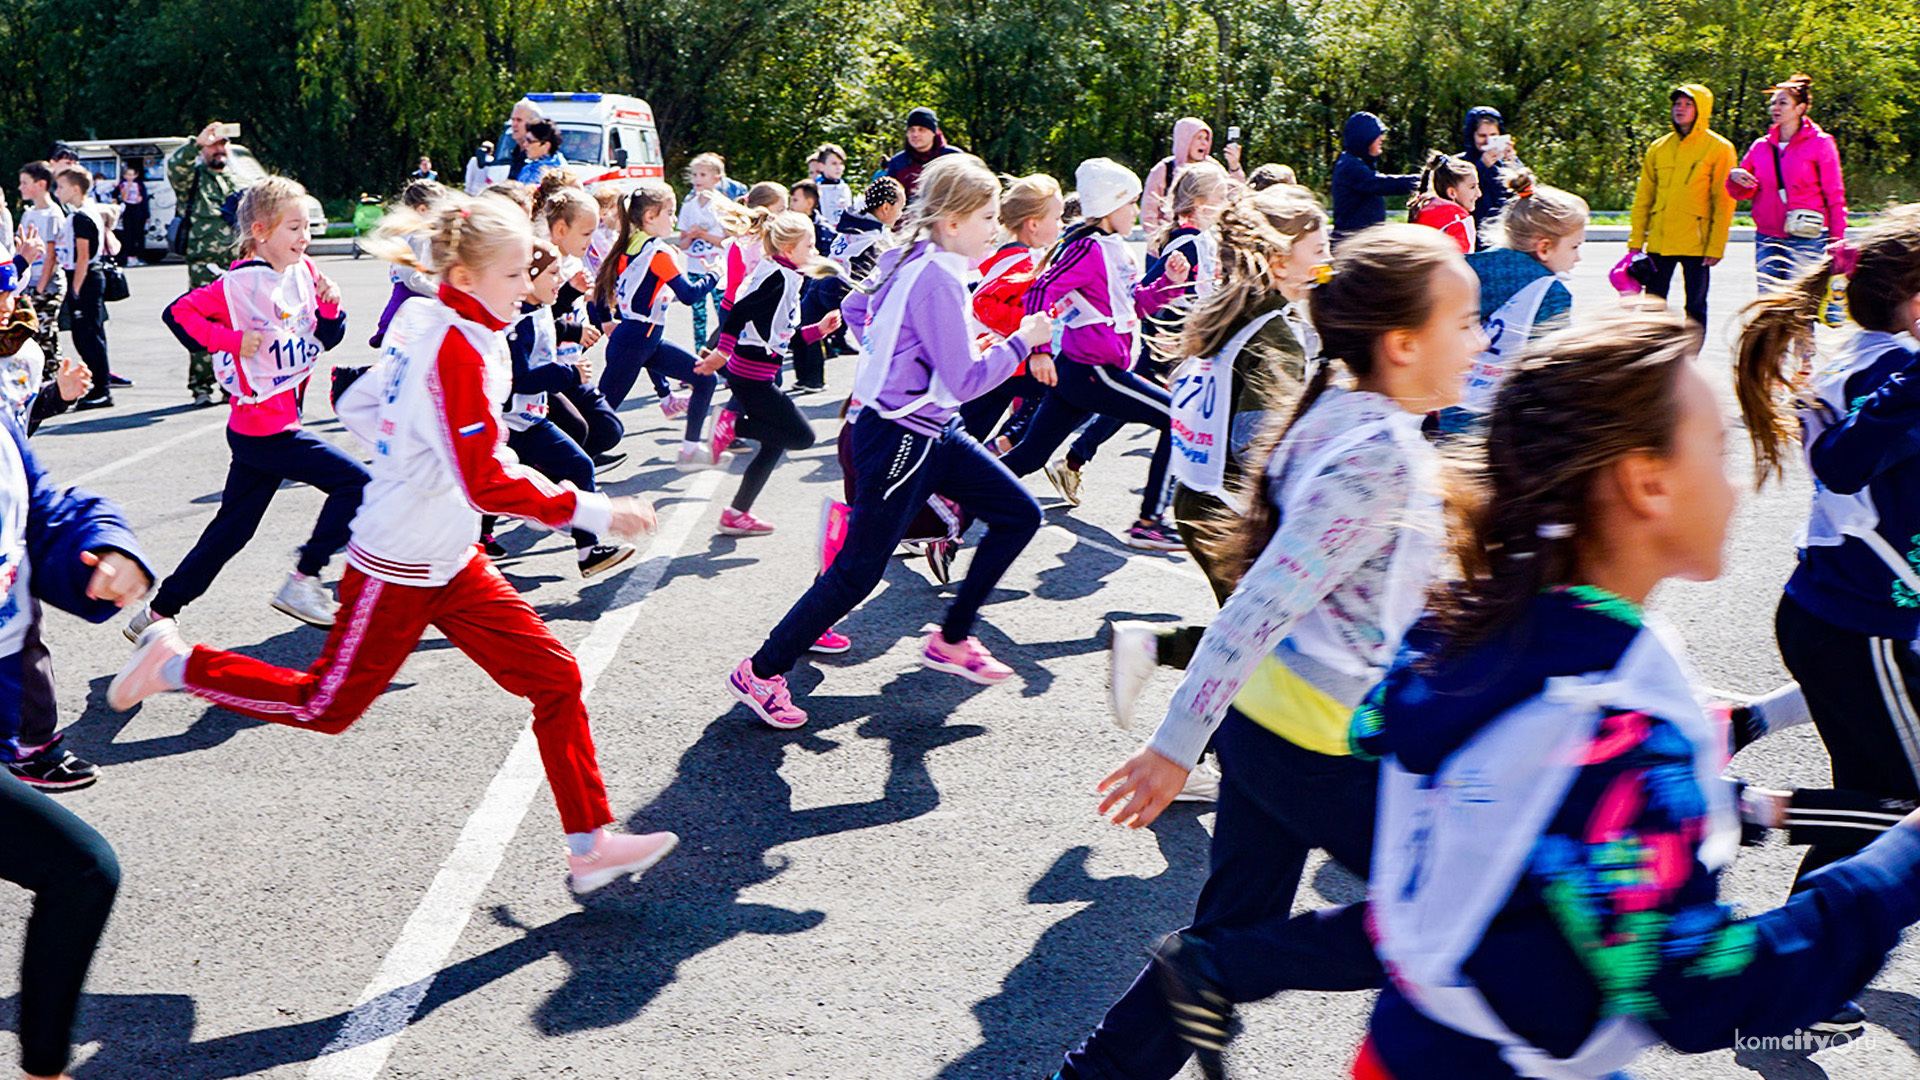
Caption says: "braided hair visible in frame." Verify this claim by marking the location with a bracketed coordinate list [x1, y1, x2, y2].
[1431, 314, 1698, 658]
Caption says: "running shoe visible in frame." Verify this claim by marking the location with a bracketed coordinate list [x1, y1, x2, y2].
[73, 391, 114, 411]
[921, 633, 1013, 685]
[787, 382, 825, 396]
[592, 451, 628, 475]
[1152, 930, 1234, 1080]
[719, 507, 775, 536]
[676, 446, 735, 472]
[1043, 458, 1083, 506]
[810, 628, 852, 654]
[1108, 620, 1160, 730]
[124, 601, 160, 643]
[271, 571, 338, 628]
[1126, 521, 1186, 552]
[481, 535, 508, 559]
[191, 390, 215, 407]
[926, 538, 958, 586]
[567, 829, 680, 895]
[7, 747, 98, 792]
[578, 543, 635, 578]
[661, 390, 692, 420]
[109, 619, 190, 711]
[708, 408, 739, 464]
[1811, 1000, 1867, 1037]
[1173, 759, 1221, 803]
[728, 658, 808, 729]
[107, 372, 132, 387]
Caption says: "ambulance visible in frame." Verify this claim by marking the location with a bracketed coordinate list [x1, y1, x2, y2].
[485, 92, 665, 189]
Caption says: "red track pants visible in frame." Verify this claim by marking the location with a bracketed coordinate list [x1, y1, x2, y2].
[182, 554, 614, 834]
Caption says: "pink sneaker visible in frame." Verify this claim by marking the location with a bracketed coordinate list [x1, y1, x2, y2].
[818, 498, 851, 575]
[567, 829, 680, 895]
[728, 658, 808, 729]
[708, 408, 738, 465]
[922, 633, 1014, 685]
[810, 627, 852, 655]
[109, 619, 190, 711]
[719, 507, 775, 536]
[661, 390, 691, 420]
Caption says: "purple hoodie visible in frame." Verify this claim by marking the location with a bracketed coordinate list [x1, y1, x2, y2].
[842, 241, 1032, 437]
[1025, 229, 1184, 369]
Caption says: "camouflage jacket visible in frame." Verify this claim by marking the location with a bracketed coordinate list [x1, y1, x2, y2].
[167, 140, 241, 265]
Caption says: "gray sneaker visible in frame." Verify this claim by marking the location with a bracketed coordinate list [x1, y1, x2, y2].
[271, 571, 337, 627]
[124, 601, 160, 643]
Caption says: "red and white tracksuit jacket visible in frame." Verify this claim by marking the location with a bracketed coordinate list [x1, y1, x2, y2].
[181, 284, 617, 834]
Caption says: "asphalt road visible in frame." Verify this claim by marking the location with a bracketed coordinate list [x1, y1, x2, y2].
[11, 241, 1918, 1080]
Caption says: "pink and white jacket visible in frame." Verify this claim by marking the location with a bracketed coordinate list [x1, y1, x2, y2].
[1729, 119, 1848, 239]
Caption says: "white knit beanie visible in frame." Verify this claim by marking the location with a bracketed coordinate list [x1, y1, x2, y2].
[1076, 158, 1142, 222]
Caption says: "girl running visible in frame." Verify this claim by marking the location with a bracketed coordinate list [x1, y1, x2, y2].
[959, 172, 1065, 450]
[725, 155, 1053, 729]
[1054, 225, 1478, 1080]
[595, 182, 730, 469]
[1734, 209, 1920, 898]
[1407, 151, 1481, 253]
[128, 177, 367, 638]
[535, 185, 626, 473]
[108, 193, 678, 897]
[997, 158, 1191, 550]
[1351, 313, 1920, 1080]
[695, 210, 842, 536]
[1109, 187, 1330, 727]
[369, 178, 447, 348]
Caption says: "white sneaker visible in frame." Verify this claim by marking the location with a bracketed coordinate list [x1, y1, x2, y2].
[109, 619, 190, 711]
[124, 601, 160, 643]
[1172, 759, 1221, 803]
[675, 446, 735, 472]
[271, 571, 337, 628]
[1109, 620, 1160, 731]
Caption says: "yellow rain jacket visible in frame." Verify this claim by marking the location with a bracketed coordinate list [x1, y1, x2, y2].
[1629, 84, 1737, 259]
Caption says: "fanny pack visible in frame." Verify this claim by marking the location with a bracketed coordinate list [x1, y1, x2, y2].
[1771, 142, 1827, 239]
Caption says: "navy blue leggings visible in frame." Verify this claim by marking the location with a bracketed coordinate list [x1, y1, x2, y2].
[152, 427, 369, 618]
[999, 357, 1173, 521]
[508, 420, 598, 548]
[601, 321, 713, 440]
[752, 415, 1041, 676]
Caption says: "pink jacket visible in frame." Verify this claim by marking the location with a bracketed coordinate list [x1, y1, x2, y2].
[1730, 119, 1848, 239]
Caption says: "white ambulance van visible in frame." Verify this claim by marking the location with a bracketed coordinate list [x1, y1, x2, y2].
[485, 92, 665, 189]
[65, 135, 325, 262]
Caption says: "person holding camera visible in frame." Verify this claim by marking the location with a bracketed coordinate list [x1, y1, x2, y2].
[1459, 106, 1520, 228]
[1627, 84, 1735, 327]
[1726, 74, 1848, 295]
[1139, 117, 1244, 232]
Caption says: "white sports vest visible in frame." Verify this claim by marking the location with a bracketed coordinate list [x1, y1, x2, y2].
[1169, 310, 1282, 501]
[213, 260, 325, 404]
[1460, 275, 1558, 415]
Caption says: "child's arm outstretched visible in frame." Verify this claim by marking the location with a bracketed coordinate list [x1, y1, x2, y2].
[15, 417, 153, 619]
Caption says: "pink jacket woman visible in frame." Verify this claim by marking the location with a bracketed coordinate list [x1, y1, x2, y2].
[1728, 116, 1847, 239]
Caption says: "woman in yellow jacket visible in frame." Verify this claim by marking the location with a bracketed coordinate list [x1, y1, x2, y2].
[1628, 84, 1736, 327]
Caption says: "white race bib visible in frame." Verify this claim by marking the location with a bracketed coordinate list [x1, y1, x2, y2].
[214, 260, 325, 404]
[1169, 311, 1281, 500]
[1460, 275, 1557, 415]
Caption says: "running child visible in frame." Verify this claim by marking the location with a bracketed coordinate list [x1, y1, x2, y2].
[535, 185, 626, 472]
[127, 177, 367, 638]
[810, 143, 853, 226]
[1407, 151, 1481, 253]
[677, 154, 735, 347]
[959, 173, 1065, 450]
[1054, 225, 1478, 1080]
[726, 154, 1053, 729]
[997, 158, 1191, 551]
[369, 178, 447, 347]
[694, 209, 842, 536]
[109, 193, 678, 897]
[595, 182, 730, 470]
[1351, 313, 1920, 1080]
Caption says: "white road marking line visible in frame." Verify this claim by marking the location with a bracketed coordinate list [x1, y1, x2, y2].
[307, 468, 726, 1079]
[66, 416, 230, 487]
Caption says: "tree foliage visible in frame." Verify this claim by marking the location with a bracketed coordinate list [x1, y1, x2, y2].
[0, 0, 1912, 208]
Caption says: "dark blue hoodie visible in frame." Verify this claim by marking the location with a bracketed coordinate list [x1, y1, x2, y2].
[1355, 588, 1920, 1078]
[1459, 106, 1511, 225]
[1329, 112, 1420, 238]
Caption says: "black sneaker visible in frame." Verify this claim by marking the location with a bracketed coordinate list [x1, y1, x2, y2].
[8, 748, 99, 792]
[1811, 1000, 1867, 1036]
[926, 538, 958, 586]
[73, 392, 114, 411]
[591, 451, 628, 475]
[108, 372, 133, 387]
[787, 382, 825, 396]
[578, 543, 635, 579]
[481, 535, 508, 559]
[1152, 931, 1233, 1080]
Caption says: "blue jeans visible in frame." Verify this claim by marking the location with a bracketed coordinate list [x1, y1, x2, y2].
[1756, 233, 1830, 294]
[601, 321, 713, 440]
[751, 415, 1041, 677]
[1059, 708, 1383, 1080]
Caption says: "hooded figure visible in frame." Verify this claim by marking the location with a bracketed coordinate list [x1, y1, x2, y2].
[1329, 112, 1421, 239]
[1138, 117, 1243, 230]
[883, 106, 963, 202]
[1629, 84, 1736, 261]
[1459, 106, 1514, 225]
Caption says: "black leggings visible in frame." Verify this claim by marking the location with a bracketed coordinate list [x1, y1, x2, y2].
[0, 773, 119, 1077]
[725, 373, 815, 512]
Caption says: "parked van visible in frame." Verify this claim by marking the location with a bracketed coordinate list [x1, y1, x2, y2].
[63, 136, 325, 262]
[484, 92, 665, 189]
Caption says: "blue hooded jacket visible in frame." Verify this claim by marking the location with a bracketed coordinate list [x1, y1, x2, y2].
[1459, 106, 1511, 225]
[1353, 589, 1920, 1078]
[1329, 112, 1420, 238]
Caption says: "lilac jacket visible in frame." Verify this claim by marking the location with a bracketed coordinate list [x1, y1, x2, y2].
[1730, 119, 1848, 239]
[1025, 231, 1184, 369]
[842, 241, 1032, 437]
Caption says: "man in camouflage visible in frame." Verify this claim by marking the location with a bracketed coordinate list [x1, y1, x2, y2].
[167, 122, 242, 405]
